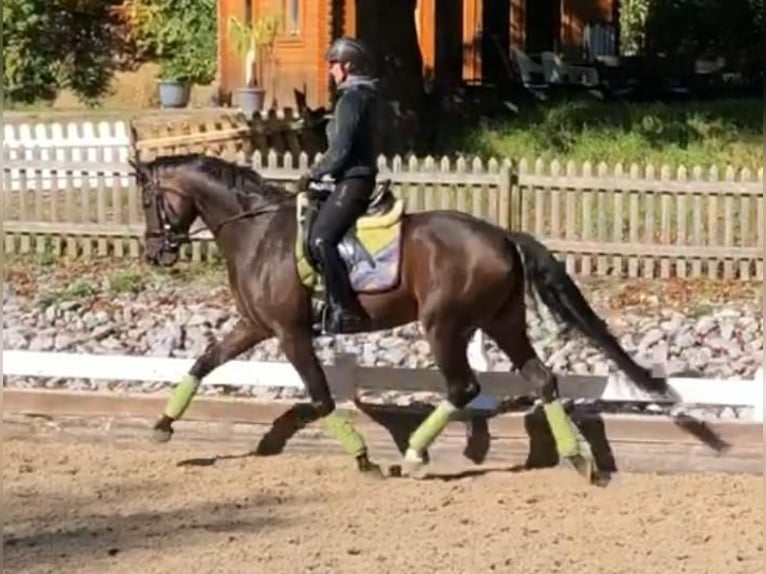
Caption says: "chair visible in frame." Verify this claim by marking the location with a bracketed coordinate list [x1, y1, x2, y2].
[583, 22, 617, 61]
[510, 46, 548, 90]
[540, 51, 599, 87]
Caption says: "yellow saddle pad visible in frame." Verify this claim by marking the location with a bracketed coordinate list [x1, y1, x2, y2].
[294, 191, 405, 294]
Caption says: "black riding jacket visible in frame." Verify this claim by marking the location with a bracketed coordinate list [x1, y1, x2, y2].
[308, 77, 378, 182]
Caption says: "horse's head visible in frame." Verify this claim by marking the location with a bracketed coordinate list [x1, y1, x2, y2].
[131, 152, 294, 266]
[129, 156, 200, 267]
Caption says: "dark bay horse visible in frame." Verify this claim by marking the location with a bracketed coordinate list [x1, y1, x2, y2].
[130, 153, 675, 482]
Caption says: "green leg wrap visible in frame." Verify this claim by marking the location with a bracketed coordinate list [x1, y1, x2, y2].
[163, 374, 201, 420]
[321, 411, 367, 457]
[542, 399, 580, 457]
[408, 400, 458, 453]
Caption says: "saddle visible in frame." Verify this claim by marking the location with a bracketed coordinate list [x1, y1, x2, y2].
[301, 179, 397, 271]
[294, 179, 405, 294]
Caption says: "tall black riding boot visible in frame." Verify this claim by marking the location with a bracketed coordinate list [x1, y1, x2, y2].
[315, 242, 371, 334]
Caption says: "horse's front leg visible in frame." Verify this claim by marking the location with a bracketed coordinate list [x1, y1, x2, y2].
[152, 319, 270, 442]
[276, 329, 382, 476]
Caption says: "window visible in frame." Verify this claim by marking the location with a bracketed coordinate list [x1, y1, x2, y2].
[284, 0, 300, 35]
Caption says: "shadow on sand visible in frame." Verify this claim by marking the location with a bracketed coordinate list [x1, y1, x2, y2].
[176, 397, 730, 487]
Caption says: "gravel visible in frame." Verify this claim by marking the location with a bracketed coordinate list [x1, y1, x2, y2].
[2, 275, 762, 419]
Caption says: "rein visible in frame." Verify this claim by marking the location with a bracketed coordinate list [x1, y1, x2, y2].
[143, 175, 292, 250]
[187, 203, 289, 238]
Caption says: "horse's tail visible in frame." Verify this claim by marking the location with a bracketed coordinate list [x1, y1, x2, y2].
[506, 230, 669, 396]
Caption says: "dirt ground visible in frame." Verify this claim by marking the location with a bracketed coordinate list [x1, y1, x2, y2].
[4, 434, 763, 574]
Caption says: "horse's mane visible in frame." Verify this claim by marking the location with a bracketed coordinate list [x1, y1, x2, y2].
[144, 153, 293, 204]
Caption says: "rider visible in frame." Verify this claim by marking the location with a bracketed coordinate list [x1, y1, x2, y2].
[297, 36, 379, 334]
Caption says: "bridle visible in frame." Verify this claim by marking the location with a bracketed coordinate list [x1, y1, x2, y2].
[139, 170, 288, 253]
[141, 176, 191, 252]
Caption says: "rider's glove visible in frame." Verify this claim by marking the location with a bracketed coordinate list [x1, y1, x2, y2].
[296, 173, 312, 192]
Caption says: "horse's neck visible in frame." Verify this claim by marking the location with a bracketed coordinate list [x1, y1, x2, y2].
[185, 174, 244, 231]
[185, 172, 288, 237]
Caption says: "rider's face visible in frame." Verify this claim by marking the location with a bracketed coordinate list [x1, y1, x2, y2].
[329, 61, 347, 85]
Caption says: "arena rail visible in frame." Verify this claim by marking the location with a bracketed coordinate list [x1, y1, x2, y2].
[3, 349, 762, 423]
[4, 349, 762, 476]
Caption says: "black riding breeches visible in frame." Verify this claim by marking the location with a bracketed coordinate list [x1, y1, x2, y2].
[308, 177, 374, 250]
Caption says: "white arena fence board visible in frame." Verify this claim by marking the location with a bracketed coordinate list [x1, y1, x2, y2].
[3, 350, 762, 423]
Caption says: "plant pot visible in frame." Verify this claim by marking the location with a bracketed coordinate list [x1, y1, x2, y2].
[157, 80, 191, 108]
[233, 87, 266, 116]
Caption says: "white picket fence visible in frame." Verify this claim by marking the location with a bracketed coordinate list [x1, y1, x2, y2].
[3, 119, 130, 149]
[3, 348, 762, 423]
[3, 120, 132, 190]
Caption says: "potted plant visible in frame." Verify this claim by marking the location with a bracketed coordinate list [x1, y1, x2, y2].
[129, 0, 216, 108]
[157, 55, 192, 108]
[156, 39, 216, 107]
[227, 13, 280, 116]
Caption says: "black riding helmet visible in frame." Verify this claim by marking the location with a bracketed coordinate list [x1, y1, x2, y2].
[325, 36, 371, 74]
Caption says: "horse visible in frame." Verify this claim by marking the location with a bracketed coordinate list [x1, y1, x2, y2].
[129, 152, 676, 482]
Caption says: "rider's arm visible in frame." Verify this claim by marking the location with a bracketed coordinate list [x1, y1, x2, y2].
[308, 91, 362, 180]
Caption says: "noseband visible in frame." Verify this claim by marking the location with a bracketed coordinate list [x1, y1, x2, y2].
[141, 175, 192, 252]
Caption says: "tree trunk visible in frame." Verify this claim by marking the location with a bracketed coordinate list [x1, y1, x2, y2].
[355, 0, 425, 155]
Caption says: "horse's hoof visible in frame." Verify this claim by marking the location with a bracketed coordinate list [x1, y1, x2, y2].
[400, 449, 429, 480]
[565, 454, 596, 484]
[387, 464, 403, 478]
[356, 454, 385, 479]
[359, 462, 385, 480]
[151, 423, 174, 444]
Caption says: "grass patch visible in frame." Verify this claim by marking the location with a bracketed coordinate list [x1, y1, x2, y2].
[106, 269, 147, 294]
[450, 96, 762, 169]
[141, 259, 226, 288]
[5, 253, 227, 303]
[35, 279, 98, 309]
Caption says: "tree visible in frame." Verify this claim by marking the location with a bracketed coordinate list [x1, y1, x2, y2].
[3, 0, 119, 105]
[119, 0, 217, 84]
[621, 0, 763, 64]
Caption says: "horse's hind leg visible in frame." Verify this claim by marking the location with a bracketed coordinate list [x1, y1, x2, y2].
[402, 318, 481, 475]
[152, 319, 270, 442]
[484, 305, 595, 482]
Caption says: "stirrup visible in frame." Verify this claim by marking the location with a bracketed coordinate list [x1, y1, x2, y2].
[320, 303, 370, 335]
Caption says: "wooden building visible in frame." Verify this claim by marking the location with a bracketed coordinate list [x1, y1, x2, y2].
[216, 0, 618, 109]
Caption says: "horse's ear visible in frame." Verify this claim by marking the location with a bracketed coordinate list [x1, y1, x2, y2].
[129, 157, 150, 181]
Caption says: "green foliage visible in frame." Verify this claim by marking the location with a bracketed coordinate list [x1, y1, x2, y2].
[226, 14, 281, 86]
[449, 98, 762, 169]
[3, 0, 57, 103]
[107, 269, 147, 294]
[620, 0, 763, 62]
[619, 0, 651, 56]
[3, 0, 118, 105]
[158, 44, 214, 83]
[122, 0, 216, 84]
[3, 0, 217, 105]
[35, 279, 98, 309]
